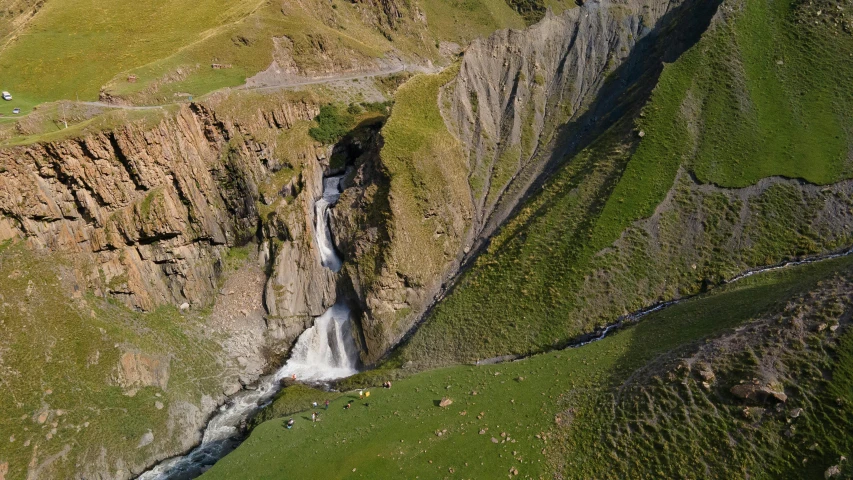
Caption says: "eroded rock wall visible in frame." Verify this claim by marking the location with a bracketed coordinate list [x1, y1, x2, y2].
[443, 0, 714, 239]
[0, 100, 330, 318]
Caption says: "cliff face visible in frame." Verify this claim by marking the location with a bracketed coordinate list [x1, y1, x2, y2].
[0, 100, 333, 321]
[0, 96, 344, 479]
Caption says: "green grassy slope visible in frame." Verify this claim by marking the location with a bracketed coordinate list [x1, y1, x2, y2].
[202, 249, 853, 479]
[0, 243, 225, 479]
[339, 66, 477, 357]
[397, 0, 853, 367]
[0, 0, 259, 110]
[0, 0, 529, 115]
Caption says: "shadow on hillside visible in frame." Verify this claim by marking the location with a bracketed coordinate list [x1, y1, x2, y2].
[484, 0, 725, 239]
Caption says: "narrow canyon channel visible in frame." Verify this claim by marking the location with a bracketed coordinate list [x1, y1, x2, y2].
[137, 173, 359, 479]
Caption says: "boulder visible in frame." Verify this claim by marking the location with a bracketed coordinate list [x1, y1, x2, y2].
[730, 384, 787, 404]
[439, 397, 453, 407]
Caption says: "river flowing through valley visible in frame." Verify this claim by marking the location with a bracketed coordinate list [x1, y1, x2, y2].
[137, 173, 357, 479]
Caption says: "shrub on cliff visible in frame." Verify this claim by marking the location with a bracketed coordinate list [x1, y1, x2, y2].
[309, 104, 355, 144]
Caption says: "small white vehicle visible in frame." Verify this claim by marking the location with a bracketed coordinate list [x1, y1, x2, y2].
[1, 91, 11, 101]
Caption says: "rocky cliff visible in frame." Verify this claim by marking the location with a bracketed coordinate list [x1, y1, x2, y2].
[0, 91, 349, 479]
[0, 98, 336, 323]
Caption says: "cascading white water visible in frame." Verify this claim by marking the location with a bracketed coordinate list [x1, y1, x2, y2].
[315, 175, 343, 272]
[137, 173, 359, 480]
[275, 302, 359, 382]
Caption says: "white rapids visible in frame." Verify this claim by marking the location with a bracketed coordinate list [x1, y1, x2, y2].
[137, 173, 358, 480]
[275, 302, 360, 382]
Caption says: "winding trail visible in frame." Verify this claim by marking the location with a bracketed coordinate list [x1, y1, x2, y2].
[71, 64, 427, 113]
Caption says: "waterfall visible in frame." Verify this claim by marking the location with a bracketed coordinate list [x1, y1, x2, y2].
[283, 173, 359, 381]
[275, 302, 359, 382]
[136, 172, 359, 480]
[315, 175, 343, 272]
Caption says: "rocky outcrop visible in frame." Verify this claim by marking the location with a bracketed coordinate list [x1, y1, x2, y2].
[118, 352, 170, 393]
[0, 99, 325, 314]
[443, 0, 721, 241]
[730, 383, 788, 404]
[263, 154, 338, 341]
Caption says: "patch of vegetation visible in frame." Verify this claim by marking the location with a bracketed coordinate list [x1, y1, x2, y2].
[0, 243, 225, 479]
[552, 260, 853, 478]
[506, 0, 547, 24]
[0, 0, 260, 113]
[347, 66, 474, 348]
[309, 104, 355, 144]
[202, 250, 853, 479]
[641, 0, 853, 187]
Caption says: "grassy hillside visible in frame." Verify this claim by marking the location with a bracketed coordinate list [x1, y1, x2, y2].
[0, 0, 259, 111]
[396, 0, 853, 367]
[0, 0, 530, 115]
[0, 243, 226, 479]
[202, 249, 853, 479]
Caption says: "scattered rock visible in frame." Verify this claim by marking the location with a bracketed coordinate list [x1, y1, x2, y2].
[479, 429, 487, 435]
[510, 467, 519, 476]
[439, 397, 453, 407]
[0, 462, 7, 480]
[825, 465, 841, 478]
[638, 130, 646, 138]
[698, 368, 716, 383]
[730, 384, 787, 404]
[179, 302, 190, 311]
[138, 430, 154, 448]
[119, 352, 170, 392]
[155, 401, 164, 410]
[790, 407, 804, 418]
[491, 437, 499, 444]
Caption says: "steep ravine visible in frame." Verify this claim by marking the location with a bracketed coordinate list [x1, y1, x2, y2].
[137, 173, 360, 480]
